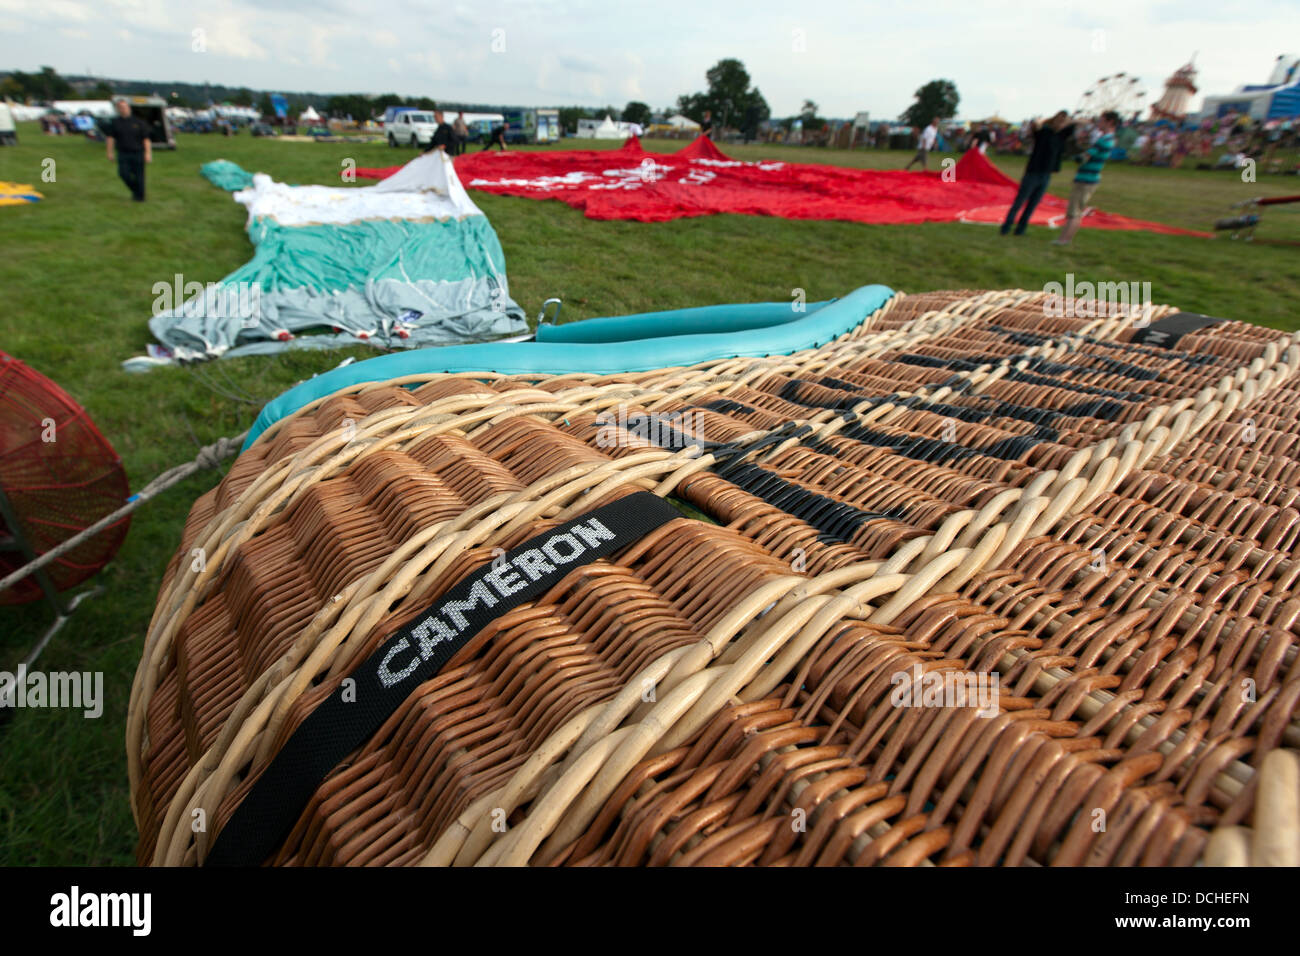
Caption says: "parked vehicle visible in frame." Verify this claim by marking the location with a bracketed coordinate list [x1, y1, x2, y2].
[0, 103, 17, 146]
[111, 95, 177, 148]
[384, 109, 438, 148]
[501, 108, 561, 145]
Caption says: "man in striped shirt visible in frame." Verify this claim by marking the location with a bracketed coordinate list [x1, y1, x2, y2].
[1053, 110, 1119, 246]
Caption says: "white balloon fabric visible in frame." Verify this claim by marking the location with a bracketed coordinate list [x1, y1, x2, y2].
[126, 152, 527, 371]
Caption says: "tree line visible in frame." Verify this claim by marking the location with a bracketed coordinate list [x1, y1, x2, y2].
[3, 63, 963, 133]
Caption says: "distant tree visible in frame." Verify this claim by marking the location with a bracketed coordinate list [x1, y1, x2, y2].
[676, 92, 706, 119]
[558, 106, 590, 134]
[372, 93, 405, 111]
[37, 66, 72, 101]
[327, 93, 375, 121]
[90, 80, 113, 100]
[798, 99, 824, 129]
[232, 87, 254, 106]
[900, 79, 959, 128]
[6, 67, 72, 102]
[621, 101, 651, 126]
[411, 96, 436, 111]
[0, 75, 25, 101]
[258, 93, 274, 117]
[678, 58, 769, 130]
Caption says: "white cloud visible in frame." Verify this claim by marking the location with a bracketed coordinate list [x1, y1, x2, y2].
[622, 53, 645, 99]
[0, 0, 1292, 120]
[7, 0, 95, 21]
[201, 18, 269, 61]
[304, 23, 335, 68]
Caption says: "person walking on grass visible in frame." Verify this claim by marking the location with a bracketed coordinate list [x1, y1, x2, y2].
[452, 112, 469, 156]
[1053, 110, 1119, 246]
[106, 99, 152, 202]
[905, 118, 939, 170]
[1001, 110, 1076, 235]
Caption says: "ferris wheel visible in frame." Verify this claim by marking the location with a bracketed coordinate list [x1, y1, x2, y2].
[1076, 73, 1147, 119]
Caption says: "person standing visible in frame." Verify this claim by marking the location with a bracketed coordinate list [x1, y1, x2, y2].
[904, 118, 939, 170]
[423, 110, 454, 153]
[452, 112, 469, 156]
[106, 99, 152, 202]
[700, 110, 714, 139]
[1000, 111, 1076, 235]
[1053, 110, 1119, 246]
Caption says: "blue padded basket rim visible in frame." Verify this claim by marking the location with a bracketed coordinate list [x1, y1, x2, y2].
[534, 298, 836, 344]
[242, 284, 895, 450]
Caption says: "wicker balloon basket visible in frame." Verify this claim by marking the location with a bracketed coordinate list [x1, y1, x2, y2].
[128, 289, 1300, 866]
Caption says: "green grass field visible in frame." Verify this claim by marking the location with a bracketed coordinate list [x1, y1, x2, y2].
[0, 123, 1296, 864]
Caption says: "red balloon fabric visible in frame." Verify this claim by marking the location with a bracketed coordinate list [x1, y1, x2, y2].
[0, 352, 130, 604]
[355, 137, 1202, 236]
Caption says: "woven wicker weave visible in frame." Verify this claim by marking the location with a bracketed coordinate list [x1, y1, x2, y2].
[128, 288, 1300, 866]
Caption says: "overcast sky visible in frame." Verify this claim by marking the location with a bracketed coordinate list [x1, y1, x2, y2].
[1, 0, 1295, 119]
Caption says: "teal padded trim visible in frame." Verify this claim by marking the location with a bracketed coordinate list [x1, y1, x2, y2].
[535, 298, 833, 344]
[242, 283, 895, 450]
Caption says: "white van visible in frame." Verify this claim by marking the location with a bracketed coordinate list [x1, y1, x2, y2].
[0, 103, 16, 146]
[384, 109, 438, 148]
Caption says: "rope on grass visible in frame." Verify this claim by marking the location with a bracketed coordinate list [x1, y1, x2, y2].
[0, 431, 248, 597]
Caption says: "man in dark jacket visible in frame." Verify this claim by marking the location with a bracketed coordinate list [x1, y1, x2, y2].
[106, 99, 152, 202]
[424, 110, 454, 153]
[1000, 111, 1075, 235]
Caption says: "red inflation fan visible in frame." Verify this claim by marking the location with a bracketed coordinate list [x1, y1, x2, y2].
[0, 351, 130, 606]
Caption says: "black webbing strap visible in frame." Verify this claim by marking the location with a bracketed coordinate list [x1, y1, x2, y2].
[1130, 312, 1224, 349]
[205, 491, 681, 866]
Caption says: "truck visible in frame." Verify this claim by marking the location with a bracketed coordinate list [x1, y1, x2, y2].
[106, 95, 176, 149]
[0, 102, 16, 146]
[383, 107, 438, 148]
[500, 108, 561, 145]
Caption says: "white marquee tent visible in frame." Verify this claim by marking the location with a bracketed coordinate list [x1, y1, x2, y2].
[575, 114, 630, 140]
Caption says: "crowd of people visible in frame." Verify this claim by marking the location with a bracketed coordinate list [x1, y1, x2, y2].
[967, 110, 1300, 172]
[420, 110, 508, 155]
[1129, 113, 1299, 170]
[52, 92, 1300, 217]
[38, 113, 70, 134]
